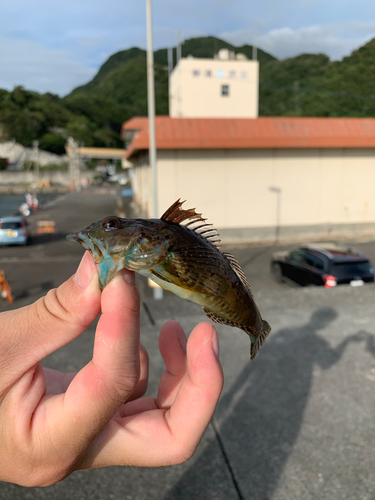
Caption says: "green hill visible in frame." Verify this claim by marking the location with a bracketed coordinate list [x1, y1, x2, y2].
[66, 35, 274, 132]
[2, 35, 375, 154]
[71, 47, 146, 95]
[70, 36, 275, 97]
[259, 39, 375, 117]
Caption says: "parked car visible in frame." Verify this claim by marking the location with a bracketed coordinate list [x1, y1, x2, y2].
[271, 243, 374, 287]
[0, 216, 29, 246]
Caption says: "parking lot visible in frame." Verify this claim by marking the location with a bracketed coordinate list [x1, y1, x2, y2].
[1, 189, 375, 499]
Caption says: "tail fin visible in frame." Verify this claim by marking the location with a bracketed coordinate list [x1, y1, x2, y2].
[203, 306, 271, 361]
[250, 320, 271, 360]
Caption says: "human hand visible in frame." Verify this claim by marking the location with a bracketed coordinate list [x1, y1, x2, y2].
[0, 252, 223, 486]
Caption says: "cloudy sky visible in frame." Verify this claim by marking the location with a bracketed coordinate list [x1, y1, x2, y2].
[1, 0, 375, 96]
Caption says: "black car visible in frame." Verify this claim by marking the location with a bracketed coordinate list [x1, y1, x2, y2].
[271, 243, 374, 287]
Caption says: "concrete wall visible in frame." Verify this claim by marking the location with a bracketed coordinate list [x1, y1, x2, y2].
[130, 147, 375, 243]
[0, 141, 68, 169]
[170, 58, 259, 119]
[0, 169, 97, 186]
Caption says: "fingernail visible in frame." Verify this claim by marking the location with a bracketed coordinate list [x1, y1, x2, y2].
[74, 252, 97, 289]
[121, 268, 136, 285]
[177, 324, 187, 352]
[212, 327, 220, 360]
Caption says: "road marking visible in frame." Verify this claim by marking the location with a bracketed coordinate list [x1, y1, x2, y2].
[42, 193, 70, 208]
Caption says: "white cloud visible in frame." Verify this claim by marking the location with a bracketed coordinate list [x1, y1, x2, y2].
[344, 20, 375, 35]
[220, 24, 375, 60]
[2, 1, 375, 96]
[0, 36, 96, 96]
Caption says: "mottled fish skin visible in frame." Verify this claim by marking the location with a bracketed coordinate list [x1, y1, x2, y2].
[67, 199, 271, 359]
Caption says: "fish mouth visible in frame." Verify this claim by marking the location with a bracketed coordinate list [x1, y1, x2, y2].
[67, 231, 125, 290]
[66, 232, 105, 263]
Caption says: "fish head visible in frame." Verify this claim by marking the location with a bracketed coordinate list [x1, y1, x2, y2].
[67, 216, 138, 289]
[67, 216, 169, 289]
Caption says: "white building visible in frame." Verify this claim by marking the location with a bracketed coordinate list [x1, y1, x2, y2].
[120, 50, 375, 243]
[169, 48, 259, 119]
[121, 116, 375, 243]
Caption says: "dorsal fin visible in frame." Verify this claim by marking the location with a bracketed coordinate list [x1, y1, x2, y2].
[222, 252, 254, 298]
[160, 199, 221, 248]
[161, 199, 202, 224]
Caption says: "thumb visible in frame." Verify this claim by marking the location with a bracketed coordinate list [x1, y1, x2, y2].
[42, 268, 141, 454]
[0, 252, 101, 383]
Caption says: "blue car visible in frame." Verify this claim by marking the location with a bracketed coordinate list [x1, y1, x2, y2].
[0, 216, 29, 246]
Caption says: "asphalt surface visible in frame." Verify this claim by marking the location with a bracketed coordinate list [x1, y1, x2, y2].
[1, 188, 375, 499]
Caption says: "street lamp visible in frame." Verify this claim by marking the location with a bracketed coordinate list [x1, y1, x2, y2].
[146, 0, 158, 219]
[269, 186, 282, 242]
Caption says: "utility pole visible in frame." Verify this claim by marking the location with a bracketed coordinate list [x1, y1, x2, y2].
[146, 0, 163, 299]
[168, 47, 173, 79]
[176, 29, 184, 65]
[252, 34, 258, 61]
[176, 30, 184, 116]
[168, 47, 173, 116]
[146, 0, 158, 219]
[177, 29, 182, 64]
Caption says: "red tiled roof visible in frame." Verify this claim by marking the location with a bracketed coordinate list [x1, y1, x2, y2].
[121, 116, 375, 159]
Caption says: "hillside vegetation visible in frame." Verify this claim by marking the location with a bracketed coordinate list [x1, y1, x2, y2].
[260, 40, 375, 117]
[1, 36, 375, 154]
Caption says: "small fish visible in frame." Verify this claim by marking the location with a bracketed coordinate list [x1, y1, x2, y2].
[67, 199, 271, 359]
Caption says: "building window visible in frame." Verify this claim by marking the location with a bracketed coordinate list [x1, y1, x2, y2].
[205, 69, 212, 77]
[192, 69, 200, 76]
[221, 84, 229, 97]
[216, 68, 225, 79]
[229, 70, 236, 79]
[241, 71, 248, 79]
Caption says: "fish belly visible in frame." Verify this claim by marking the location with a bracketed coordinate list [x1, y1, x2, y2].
[138, 269, 214, 306]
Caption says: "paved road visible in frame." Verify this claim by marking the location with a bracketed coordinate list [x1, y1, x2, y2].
[1, 189, 375, 499]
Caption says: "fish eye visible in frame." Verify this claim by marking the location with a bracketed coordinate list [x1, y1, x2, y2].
[101, 217, 121, 231]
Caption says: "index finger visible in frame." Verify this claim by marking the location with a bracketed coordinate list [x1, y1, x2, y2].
[32, 269, 141, 457]
[79, 322, 223, 469]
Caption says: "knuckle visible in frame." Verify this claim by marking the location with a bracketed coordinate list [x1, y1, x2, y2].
[36, 288, 72, 328]
[107, 365, 141, 404]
